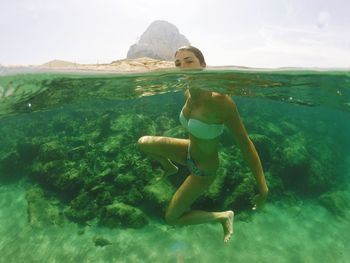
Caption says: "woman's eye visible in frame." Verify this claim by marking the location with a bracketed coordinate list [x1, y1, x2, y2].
[175, 62, 181, 67]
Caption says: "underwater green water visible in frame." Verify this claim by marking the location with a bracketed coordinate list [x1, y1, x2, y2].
[0, 69, 350, 262]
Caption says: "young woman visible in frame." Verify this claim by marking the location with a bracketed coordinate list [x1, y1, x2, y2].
[138, 46, 268, 243]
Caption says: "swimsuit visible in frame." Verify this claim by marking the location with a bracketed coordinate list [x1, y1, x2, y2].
[179, 110, 224, 176]
[186, 142, 210, 176]
[179, 110, 224, 140]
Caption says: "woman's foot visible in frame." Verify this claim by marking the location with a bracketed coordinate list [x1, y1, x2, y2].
[221, 210, 234, 243]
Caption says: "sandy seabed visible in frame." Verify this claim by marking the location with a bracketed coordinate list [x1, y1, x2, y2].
[0, 180, 349, 263]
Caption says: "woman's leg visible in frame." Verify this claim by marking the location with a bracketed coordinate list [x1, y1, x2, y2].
[165, 175, 234, 243]
[138, 136, 189, 176]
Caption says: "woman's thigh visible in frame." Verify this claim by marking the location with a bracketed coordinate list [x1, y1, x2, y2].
[138, 136, 189, 165]
[165, 174, 215, 222]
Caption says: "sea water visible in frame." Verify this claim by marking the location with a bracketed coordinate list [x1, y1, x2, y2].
[0, 69, 349, 263]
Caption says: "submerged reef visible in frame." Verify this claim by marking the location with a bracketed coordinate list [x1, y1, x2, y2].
[318, 190, 350, 218]
[0, 93, 348, 230]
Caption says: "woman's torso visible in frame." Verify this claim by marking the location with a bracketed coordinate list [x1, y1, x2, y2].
[181, 91, 226, 174]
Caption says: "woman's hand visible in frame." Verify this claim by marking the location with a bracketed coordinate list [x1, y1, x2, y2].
[252, 188, 269, 211]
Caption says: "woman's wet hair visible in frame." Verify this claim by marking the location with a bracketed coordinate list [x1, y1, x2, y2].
[175, 46, 206, 67]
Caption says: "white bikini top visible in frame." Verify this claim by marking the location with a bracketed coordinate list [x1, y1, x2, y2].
[179, 110, 225, 140]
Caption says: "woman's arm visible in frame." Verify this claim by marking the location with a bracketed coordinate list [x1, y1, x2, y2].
[221, 96, 268, 208]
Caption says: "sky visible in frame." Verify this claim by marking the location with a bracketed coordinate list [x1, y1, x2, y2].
[0, 0, 349, 68]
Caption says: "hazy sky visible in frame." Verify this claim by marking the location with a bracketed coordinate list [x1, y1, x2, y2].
[0, 0, 349, 68]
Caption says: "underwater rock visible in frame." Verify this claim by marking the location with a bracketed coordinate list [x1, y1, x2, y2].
[93, 236, 112, 247]
[17, 141, 40, 163]
[262, 171, 283, 199]
[89, 184, 114, 206]
[30, 161, 84, 199]
[223, 175, 256, 211]
[102, 135, 125, 156]
[96, 113, 112, 139]
[65, 190, 98, 223]
[38, 141, 67, 162]
[155, 115, 177, 134]
[273, 133, 310, 193]
[115, 186, 144, 206]
[249, 134, 273, 169]
[67, 145, 87, 161]
[99, 202, 148, 229]
[307, 140, 345, 194]
[213, 147, 255, 211]
[111, 113, 157, 139]
[235, 211, 254, 222]
[96, 190, 114, 207]
[279, 134, 309, 168]
[280, 121, 298, 135]
[92, 167, 116, 184]
[26, 185, 66, 228]
[271, 130, 343, 196]
[204, 171, 226, 202]
[31, 160, 65, 180]
[143, 179, 175, 214]
[318, 190, 350, 218]
[308, 159, 333, 194]
[162, 125, 187, 138]
[263, 122, 284, 140]
[0, 152, 23, 182]
[114, 173, 137, 188]
[52, 167, 84, 196]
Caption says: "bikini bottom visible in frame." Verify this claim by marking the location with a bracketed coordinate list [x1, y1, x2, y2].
[186, 143, 215, 177]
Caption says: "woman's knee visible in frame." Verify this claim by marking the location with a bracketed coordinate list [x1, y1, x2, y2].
[138, 135, 150, 145]
[137, 136, 153, 151]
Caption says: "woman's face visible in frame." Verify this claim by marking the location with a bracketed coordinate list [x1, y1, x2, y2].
[175, 50, 203, 69]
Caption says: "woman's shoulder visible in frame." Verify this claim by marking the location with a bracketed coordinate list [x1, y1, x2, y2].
[212, 92, 229, 99]
[208, 93, 237, 121]
[212, 92, 236, 107]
